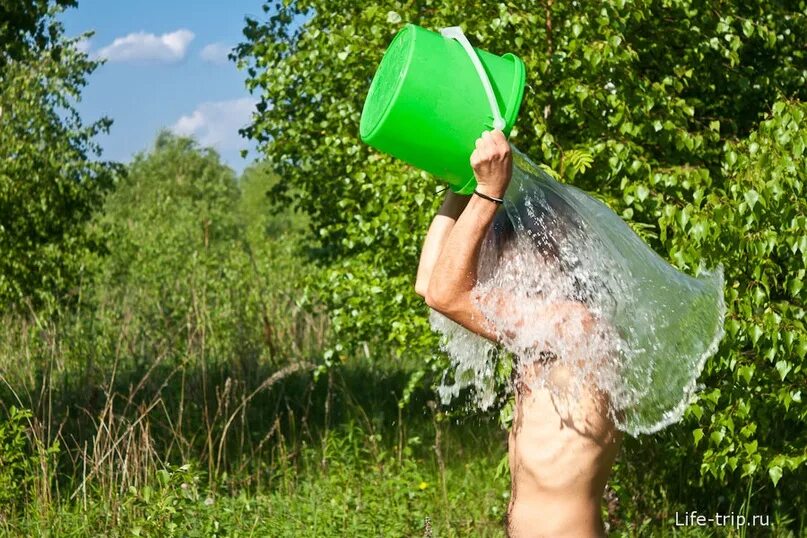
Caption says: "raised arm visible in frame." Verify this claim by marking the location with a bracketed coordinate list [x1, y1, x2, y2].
[424, 130, 513, 343]
[415, 191, 471, 297]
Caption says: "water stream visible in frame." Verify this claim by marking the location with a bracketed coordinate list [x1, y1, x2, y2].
[431, 147, 725, 435]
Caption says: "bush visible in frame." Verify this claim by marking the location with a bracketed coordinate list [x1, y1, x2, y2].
[235, 0, 807, 527]
[0, 407, 34, 517]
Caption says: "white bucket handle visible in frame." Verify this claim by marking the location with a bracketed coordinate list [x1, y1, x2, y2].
[440, 26, 506, 131]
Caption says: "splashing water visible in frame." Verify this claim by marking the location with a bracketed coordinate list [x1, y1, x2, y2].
[431, 147, 725, 436]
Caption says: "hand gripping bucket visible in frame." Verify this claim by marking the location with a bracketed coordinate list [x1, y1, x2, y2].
[359, 24, 526, 194]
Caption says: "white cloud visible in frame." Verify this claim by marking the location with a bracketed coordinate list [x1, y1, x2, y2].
[170, 98, 256, 151]
[200, 42, 232, 65]
[97, 29, 194, 63]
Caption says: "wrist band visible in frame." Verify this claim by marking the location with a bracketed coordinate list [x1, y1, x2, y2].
[473, 189, 504, 204]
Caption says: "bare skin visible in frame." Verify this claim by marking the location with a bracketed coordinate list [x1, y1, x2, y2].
[415, 130, 622, 537]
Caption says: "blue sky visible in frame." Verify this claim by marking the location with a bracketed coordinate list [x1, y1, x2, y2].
[60, 0, 268, 174]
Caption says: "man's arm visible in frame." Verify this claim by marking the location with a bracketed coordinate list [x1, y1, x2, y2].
[415, 191, 470, 297]
[425, 130, 512, 343]
[425, 195, 503, 341]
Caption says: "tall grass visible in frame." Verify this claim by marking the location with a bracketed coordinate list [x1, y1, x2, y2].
[0, 190, 514, 536]
[0, 273, 512, 536]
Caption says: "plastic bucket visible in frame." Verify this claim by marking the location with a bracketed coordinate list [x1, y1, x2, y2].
[359, 24, 526, 194]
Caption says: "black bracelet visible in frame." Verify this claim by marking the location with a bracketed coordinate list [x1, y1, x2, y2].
[473, 189, 504, 204]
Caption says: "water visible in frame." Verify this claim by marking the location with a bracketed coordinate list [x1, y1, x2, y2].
[431, 147, 725, 436]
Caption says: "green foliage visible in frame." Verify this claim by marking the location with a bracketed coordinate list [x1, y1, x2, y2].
[0, 131, 321, 478]
[0, 407, 34, 516]
[100, 132, 241, 295]
[0, 405, 61, 523]
[0, 0, 77, 68]
[92, 132, 250, 360]
[122, 464, 208, 538]
[0, 133, 326, 531]
[234, 0, 807, 353]
[0, 3, 117, 310]
[670, 101, 806, 493]
[235, 0, 807, 525]
[252, 424, 508, 537]
[238, 161, 309, 242]
[557, 100, 807, 534]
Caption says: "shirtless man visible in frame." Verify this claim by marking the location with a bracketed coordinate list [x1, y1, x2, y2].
[415, 130, 622, 537]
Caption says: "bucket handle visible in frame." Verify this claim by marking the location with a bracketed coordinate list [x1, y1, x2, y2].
[440, 26, 506, 131]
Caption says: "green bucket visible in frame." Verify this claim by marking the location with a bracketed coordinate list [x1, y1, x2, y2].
[360, 24, 526, 194]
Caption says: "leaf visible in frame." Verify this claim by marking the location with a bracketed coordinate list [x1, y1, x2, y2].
[636, 185, 649, 202]
[565, 149, 593, 175]
[775, 360, 792, 381]
[156, 469, 170, 486]
[749, 325, 764, 345]
[738, 364, 754, 384]
[768, 465, 783, 487]
[743, 189, 760, 210]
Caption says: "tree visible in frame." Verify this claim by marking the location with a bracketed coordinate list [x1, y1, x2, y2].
[95, 133, 310, 368]
[0, 2, 116, 309]
[98, 132, 241, 333]
[238, 161, 308, 242]
[235, 0, 807, 523]
[234, 0, 806, 354]
[0, 0, 77, 68]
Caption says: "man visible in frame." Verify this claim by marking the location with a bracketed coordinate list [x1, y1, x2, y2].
[415, 129, 622, 537]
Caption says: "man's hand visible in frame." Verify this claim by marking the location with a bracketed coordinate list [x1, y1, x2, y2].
[470, 129, 512, 199]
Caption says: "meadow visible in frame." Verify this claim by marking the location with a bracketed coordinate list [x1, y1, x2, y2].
[2, 1, 806, 536]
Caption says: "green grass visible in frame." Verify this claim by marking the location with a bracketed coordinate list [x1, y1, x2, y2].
[0, 345, 803, 537]
[1, 410, 511, 537]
